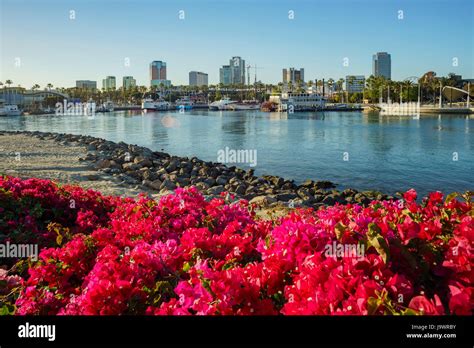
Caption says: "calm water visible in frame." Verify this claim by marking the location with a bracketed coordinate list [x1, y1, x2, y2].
[1, 110, 473, 196]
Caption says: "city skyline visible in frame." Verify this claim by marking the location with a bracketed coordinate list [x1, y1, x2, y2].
[1, 0, 472, 88]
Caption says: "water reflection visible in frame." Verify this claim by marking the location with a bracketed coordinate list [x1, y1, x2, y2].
[0, 110, 472, 196]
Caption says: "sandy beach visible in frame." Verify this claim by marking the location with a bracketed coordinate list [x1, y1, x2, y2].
[0, 133, 152, 198]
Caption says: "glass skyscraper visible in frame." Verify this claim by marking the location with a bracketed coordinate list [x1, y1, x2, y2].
[150, 61, 171, 87]
[372, 52, 391, 79]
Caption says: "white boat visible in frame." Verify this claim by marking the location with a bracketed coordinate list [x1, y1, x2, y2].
[175, 96, 194, 110]
[97, 100, 114, 113]
[280, 92, 326, 111]
[141, 98, 171, 111]
[0, 100, 22, 116]
[229, 101, 261, 111]
[209, 98, 237, 110]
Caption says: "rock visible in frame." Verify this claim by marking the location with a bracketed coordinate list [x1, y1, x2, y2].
[203, 178, 216, 187]
[249, 195, 277, 206]
[86, 174, 100, 181]
[271, 177, 284, 187]
[322, 195, 335, 205]
[281, 182, 295, 190]
[300, 179, 314, 188]
[142, 169, 157, 181]
[156, 168, 167, 176]
[235, 184, 247, 195]
[207, 185, 225, 195]
[274, 192, 298, 201]
[342, 188, 358, 197]
[122, 162, 140, 171]
[94, 159, 111, 170]
[160, 179, 176, 191]
[177, 177, 191, 187]
[149, 179, 162, 190]
[166, 159, 179, 172]
[313, 194, 324, 203]
[297, 187, 312, 201]
[314, 181, 336, 189]
[138, 159, 153, 168]
[245, 185, 256, 194]
[216, 176, 228, 186]
[195, 182, 210, 191]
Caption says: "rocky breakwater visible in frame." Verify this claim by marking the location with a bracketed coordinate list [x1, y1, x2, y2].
[7, 131, 394, 208]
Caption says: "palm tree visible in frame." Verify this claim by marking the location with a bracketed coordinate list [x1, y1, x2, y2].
[337, 78, 344, 102]
[346, 76, 356, 102]
[32, 84, 40, 109]
[46, 83, 53, 91]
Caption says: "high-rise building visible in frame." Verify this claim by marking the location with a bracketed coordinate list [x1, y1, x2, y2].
[122, 76, 136, 89]
[220, 56, 246, 85]
[229, 56, 245, 85]
[219, 65, 232, 85]
[189, 71, 208, 86]
[282, 68, 305, 84]
[102, 76, 116, 90]
[76, 80, 97, 90]
[372, 52, 391, 79]
[345, 75, 365, 93]
[150, 61, 171, 87]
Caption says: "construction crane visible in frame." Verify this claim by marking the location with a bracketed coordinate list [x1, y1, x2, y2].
[246, 64, 264, 86]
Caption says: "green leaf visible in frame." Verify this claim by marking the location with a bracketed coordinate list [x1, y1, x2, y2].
[367, 223, 390, 263]
[445, 192, 458, 204]
[401, 308, 419, 316]
[182, 262, 191, 272]
[334, 222, 345, 241]
[367, 297, 379, 315]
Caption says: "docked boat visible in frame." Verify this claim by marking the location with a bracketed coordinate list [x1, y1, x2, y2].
[141, 98, 171, 111]
[209, 98, 237, 110]
[260, 101, 278, 112]
[229, 100, 261, 111]
[0, 100, 22, 116]
[97, 100, 114, 113]
[175, 96, 194, 110]
[277, 92, 326, 112]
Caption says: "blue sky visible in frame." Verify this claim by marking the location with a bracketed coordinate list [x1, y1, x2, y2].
[1, 0, 472, 88]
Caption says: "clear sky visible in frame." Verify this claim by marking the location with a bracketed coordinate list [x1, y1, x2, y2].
[1, 0, 473, 88]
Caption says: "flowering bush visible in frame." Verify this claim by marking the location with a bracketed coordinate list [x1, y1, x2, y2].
[0, 176, 472, 315]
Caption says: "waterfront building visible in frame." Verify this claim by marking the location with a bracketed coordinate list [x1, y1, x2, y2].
[0, 87, 70, 108]
[0, 87, 25, 105]
[102, 76, 116, 90]
[189, 71, 208, 87]
[230, 56, 245, 85]
[220, 57, 246, 85]
[345, 75, 365, 93]
[122, 76, 136, 89]
[270, 91, 325, 111]
[76, 80, 97, 90]
[283, 68, 305, 85]
[150, 61, 171, 87]
[219, 65, 232, 85]
[372, 52, 391, 79]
